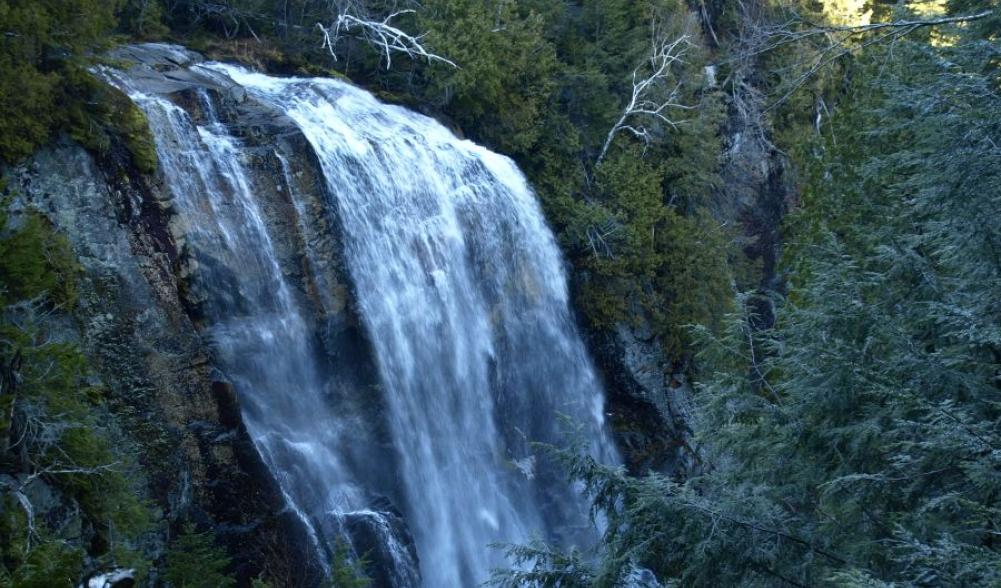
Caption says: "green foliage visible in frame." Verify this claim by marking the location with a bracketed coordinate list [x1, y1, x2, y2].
[0, 208, 78, 307]
[164, 523, 236, 588]
[328, 540, 371, 588]
[118, 0, 169, 38]
[491, 538, 594, 588]
[548, 2, 730, 356]
[419, 0, 558, 155]
[6, 540, 86, 588]
[0, 0, 158, 171]
[496, 11, 1001, 588]
[946, 0, 1000, 40]
[571, 144, 733, 355]
[660, 91, 726, 214]
[0, 57, 61, 164]
[759, 36, 1001, 582]
[0, 0, 123, 164]
[652, 209, 733, 355]
[0, 198, 153, 585]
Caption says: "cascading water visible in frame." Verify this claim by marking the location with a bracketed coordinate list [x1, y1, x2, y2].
[102, 69, 421, 584]
[212, 63, 620, 585]
[105, 51, 618, 586]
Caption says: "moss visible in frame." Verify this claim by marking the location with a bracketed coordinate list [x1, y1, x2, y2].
[0, 204, 79, 308]
[66, 73, 158, 175]
[119, 99, 159, 175]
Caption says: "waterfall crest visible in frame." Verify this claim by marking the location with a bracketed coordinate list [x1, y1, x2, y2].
[107, 56, 618, 586]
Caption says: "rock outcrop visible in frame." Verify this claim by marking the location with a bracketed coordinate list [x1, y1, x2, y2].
[1, 44, 365, 584]
[586, 315, 698, 477]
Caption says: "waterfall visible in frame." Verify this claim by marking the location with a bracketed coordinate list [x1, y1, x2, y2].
[106, 56, 618, 586]
[103, 71, 420, 584]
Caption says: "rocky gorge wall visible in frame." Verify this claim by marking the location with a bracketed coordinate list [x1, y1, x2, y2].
[7, 142, 318, 583]
[2, 43, 377, 583]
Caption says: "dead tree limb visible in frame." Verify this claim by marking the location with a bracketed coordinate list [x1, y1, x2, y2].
[725, 9, 995, 112]
[2, 462, 120, 549]
[598, 23, 694, 164]
[318, 9, 456, 70]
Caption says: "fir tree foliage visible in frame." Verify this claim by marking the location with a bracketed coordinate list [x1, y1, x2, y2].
[164, 523, 237, 588]
[0, 0, 159, 170]
[0, 198, 154, 585]
[495, 7, 1001, 587]
[328, 540, 372, 588]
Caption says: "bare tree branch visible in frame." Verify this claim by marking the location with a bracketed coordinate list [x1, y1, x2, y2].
[598, 22, 694, 164]
[722, 9, 995, 113]
[318, 9, 456, 70]
[586, 220, 620, 258]
[2, 462, 121, 550]
[790, 10, 992, 37]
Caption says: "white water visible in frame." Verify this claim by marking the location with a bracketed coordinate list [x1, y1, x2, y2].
[102, 71, 419, 583]
[107, 58, 618, 586]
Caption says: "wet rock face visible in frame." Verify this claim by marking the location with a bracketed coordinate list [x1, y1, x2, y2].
[338, 498, 421, 588]
[108, 43, 202, 69]
[106, 44, 241, 99]
[44, 43, 403, 584]
[130, 46, 398, 506]
[5, 140, 320, 583]
[587, 315, 698, 477]
[614, 323, 697, 474]
[2, 44, 366, 581]
[718, 77, 795, 330]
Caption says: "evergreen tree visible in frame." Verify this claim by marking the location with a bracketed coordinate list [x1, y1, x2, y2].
[496, 9, 1001, 587]
[0, 199, 153, 585]
[164, 524, 236, 588]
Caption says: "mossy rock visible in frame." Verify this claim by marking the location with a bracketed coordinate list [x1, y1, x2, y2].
[0, 203, 79, 308]
[67, 73, 158, 176]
